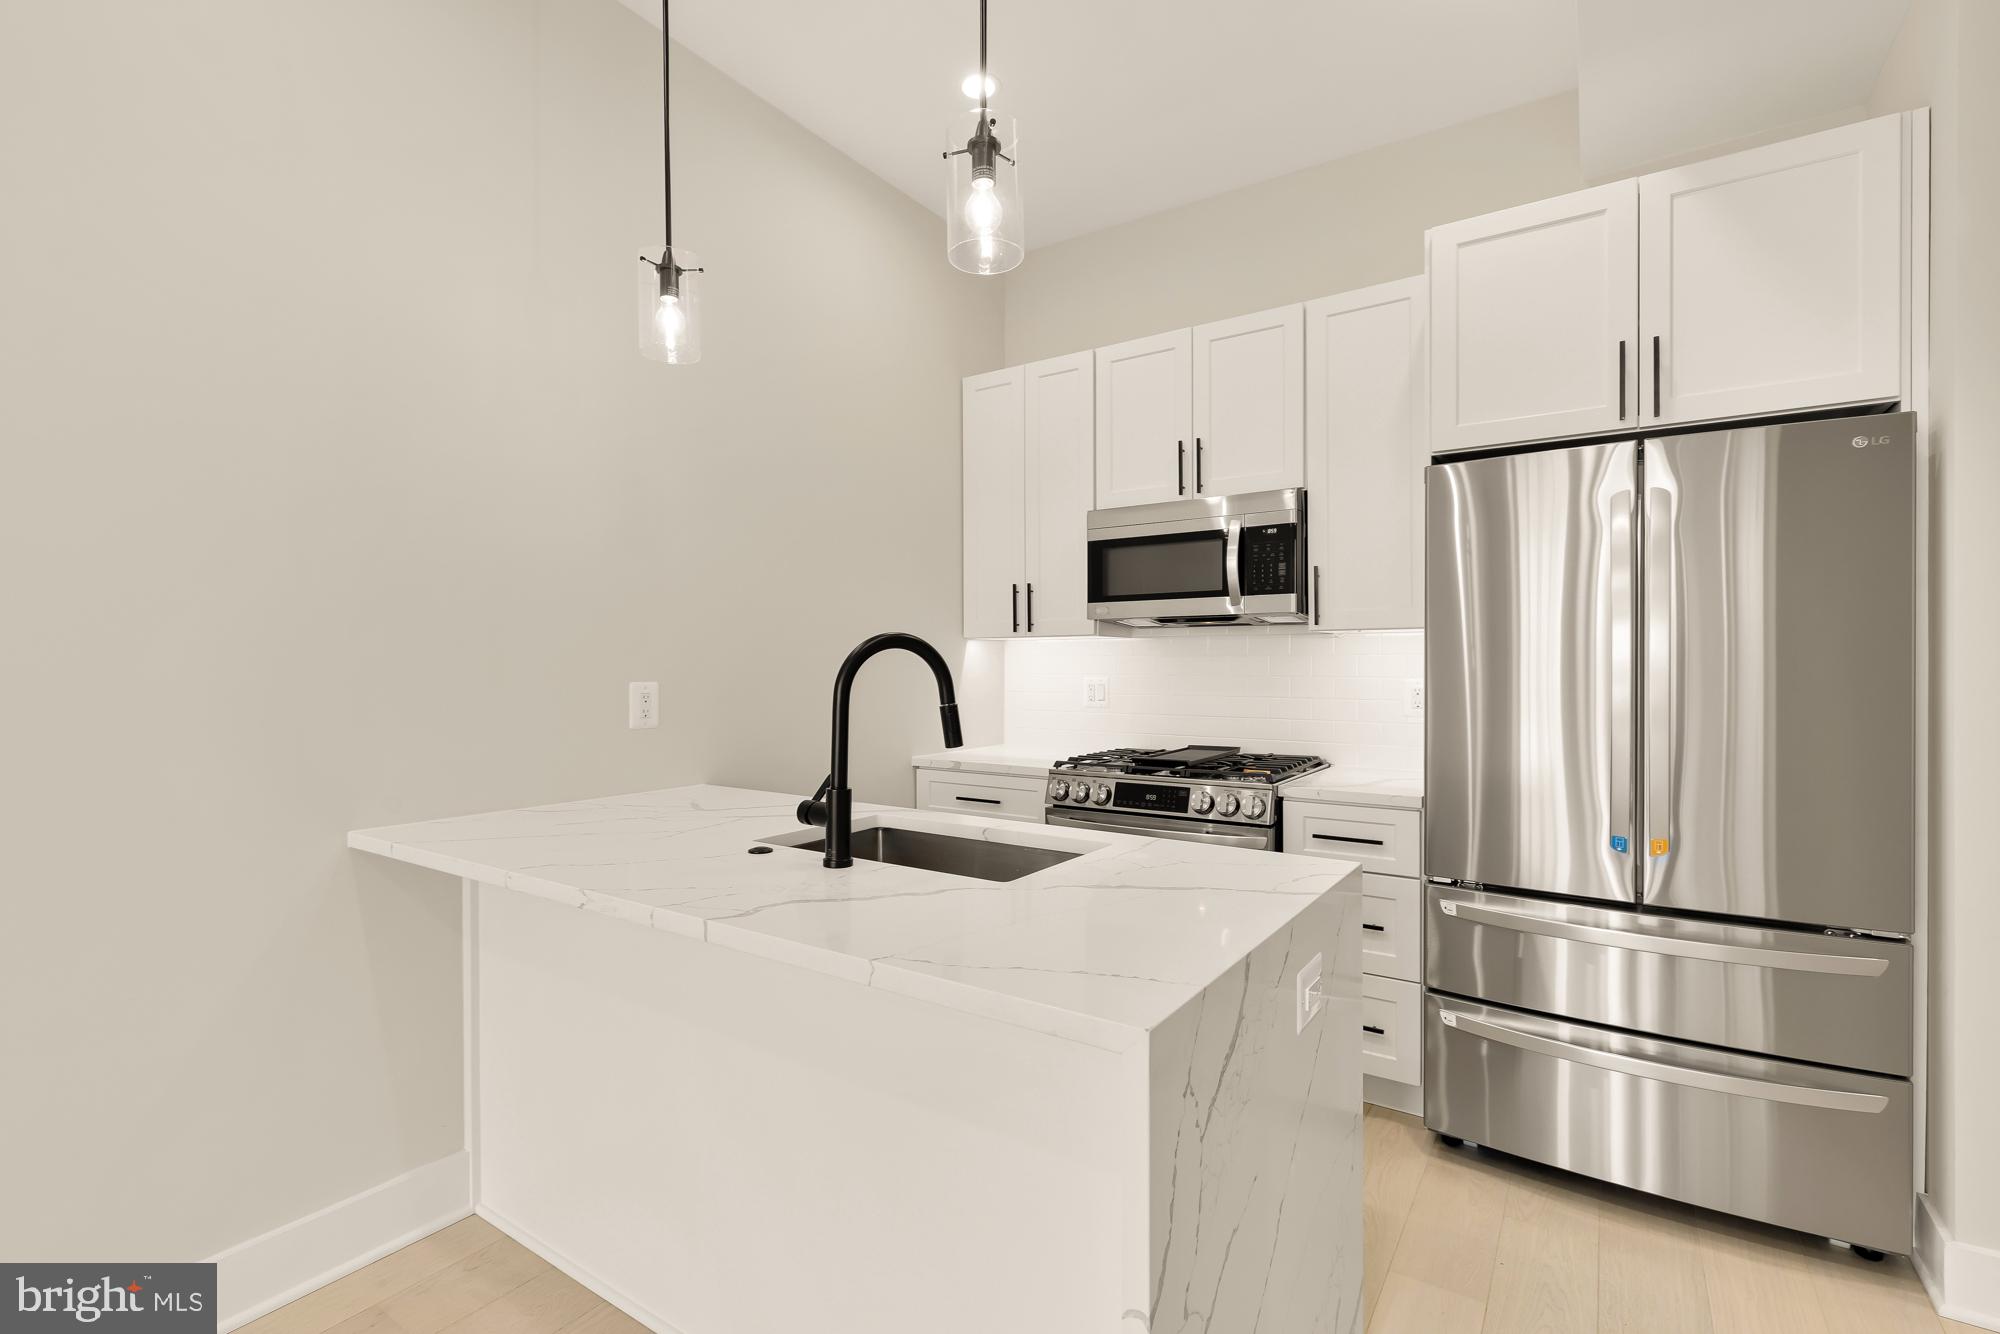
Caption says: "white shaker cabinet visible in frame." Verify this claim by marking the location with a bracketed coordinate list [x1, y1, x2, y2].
[961, 366, 1028, 638]
[1022, 351, 1095, 635]
[1191, 304, 1305, 496]
[1093, 329, 1192, 509]
[1639, 115, 1904, 425]
[1428, 180, 1640, 453]
[961, 355, 1097, 639]
[1304, 278, 1427, 630]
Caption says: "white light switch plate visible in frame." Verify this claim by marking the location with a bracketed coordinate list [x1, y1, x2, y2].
[1296, 952, 1325, 1034]
[628, 681, 659, 729]
[1083, 677, 1109, 709]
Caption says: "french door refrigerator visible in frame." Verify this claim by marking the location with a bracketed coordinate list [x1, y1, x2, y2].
[1423, 411, 1917, 1255]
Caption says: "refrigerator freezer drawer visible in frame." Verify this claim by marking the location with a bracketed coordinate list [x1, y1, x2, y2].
[1423, 995, 1912, 1254]
[1426, 883, 1913, 1075]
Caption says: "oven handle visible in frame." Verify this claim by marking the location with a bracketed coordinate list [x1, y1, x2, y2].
[1045, 807, 1273, 849]
[1224, 518, 1243, 604]
[1437, 1008, 1890, 1113]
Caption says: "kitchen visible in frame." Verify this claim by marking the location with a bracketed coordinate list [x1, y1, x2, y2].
[4, 3, 1995, 1334]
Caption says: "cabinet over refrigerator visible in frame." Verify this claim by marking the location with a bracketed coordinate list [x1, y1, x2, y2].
[1422, 411, 1918, 1256]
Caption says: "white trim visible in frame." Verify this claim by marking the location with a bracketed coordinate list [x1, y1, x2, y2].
[477, 1203, 685, 1334]
[1915, 1194, 2000, 1331]
[1363, 1074, 1423, 1117]
[210, 1150, 473, 1332]
[463, 877, 483, 1198]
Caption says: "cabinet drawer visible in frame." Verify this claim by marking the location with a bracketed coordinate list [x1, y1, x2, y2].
[1362, 976, 1422, 1086]
[1284, 803, 1421, 877]
[1359, 874, 1421, 983]
[914, 770, 1045, 823]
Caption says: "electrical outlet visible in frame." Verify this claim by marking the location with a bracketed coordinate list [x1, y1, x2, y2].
[1083, 676, 1109, 709]
[1405, 681, 1424, 717]
[1295, 952, 1326, 1034]
[628, 681, 659, 729]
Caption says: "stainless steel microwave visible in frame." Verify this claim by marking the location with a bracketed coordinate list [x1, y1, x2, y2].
[1086, 488, 1307, 626]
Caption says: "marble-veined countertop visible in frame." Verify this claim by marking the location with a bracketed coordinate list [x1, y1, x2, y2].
[910, 743, 1069, 778]
[350, 785, 1361, 1052]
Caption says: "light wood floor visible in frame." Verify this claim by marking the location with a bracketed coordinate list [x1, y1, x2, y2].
[247, 1106, 1969, 1334]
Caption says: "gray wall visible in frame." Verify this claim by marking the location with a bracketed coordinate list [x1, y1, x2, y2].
[0, 0, 1001, 1257]
[1869, 0, 2000, 1262]
[1000, 94, 1585, 366]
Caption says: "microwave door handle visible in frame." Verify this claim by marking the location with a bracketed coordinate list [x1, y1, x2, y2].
[1224, 519, 1243, 604]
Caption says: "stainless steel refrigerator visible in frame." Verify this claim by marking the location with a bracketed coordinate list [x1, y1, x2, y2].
[1423, 411, 1917, 1255]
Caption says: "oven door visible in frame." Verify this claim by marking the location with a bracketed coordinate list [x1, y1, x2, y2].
[1086, 489, 1305, 624]
[1045, 806, 1275, 850]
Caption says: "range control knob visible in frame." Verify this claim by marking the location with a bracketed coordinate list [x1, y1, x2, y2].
[1049, 778, 1070, 802]
[1219, 792, 1242, 818]
[1074, 785, 1092, 803]
[1246, 794, 1269, 821]
[1191, 790, 1216, 815]
[1093, 782, 1113, 806]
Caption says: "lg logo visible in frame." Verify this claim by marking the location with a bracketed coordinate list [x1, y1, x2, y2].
[1852, 434, 1893, 449]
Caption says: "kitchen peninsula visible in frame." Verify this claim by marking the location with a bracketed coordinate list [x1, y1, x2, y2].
[350, 785, 1366, 1334]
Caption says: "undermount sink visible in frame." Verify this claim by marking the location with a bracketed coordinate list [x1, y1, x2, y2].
[761, 823, 1086, 883]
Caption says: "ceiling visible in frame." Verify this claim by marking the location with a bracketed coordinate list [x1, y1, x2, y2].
[625, 0, 1912, 248]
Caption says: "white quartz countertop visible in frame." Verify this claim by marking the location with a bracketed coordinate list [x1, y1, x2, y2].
[1280, 772, 1424, 810]
[350, 785, 1360, 1052]
[910, 743, 1067, 778]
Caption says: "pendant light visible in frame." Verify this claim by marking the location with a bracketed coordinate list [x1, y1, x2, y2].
[639, 0, 702, 363]
[943, 0, 1023, 275]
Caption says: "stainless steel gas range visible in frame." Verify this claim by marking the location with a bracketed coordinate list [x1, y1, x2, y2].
[1043, 745, 1329, 851]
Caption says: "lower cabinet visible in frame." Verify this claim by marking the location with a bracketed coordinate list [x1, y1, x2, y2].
[1285, 797, 1425, 1112]
[913, 768, 1047, 823]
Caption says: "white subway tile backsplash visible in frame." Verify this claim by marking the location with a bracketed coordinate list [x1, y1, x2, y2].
[1002, 629, 1424, 777]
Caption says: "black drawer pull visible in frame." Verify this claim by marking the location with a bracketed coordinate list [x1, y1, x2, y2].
[954, 796, 1002, 805]
[1362, 922, 1386, 932]
[1312, 833, 1386, 846]
[1362, 1024, 1386, 1036]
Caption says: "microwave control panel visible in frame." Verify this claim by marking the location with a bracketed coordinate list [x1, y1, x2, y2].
[1240, 523, 1298, 596]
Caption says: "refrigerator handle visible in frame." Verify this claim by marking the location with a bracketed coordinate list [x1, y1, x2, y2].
[1644, 458, 1678, 875]
[1608, 472, 1634, 856]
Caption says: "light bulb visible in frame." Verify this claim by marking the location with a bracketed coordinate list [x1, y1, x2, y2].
[961, 73, 998, 99]
[963, 177, 1002, 236]
[656, 292, 686, 349]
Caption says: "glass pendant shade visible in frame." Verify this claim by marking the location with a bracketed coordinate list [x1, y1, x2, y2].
[945, 107, 1023, 275]
[637, 246, 701, 364]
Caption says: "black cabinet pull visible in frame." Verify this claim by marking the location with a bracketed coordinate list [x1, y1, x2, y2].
[1313, 564, 1322, 626]
[1362, 1025, 1386, 1036]
[954, 796, 1002, 805]
[1362, 922, 1386, 932]
[1010, 583, 1020, 634]
[1025, 583, 1034, 633]
[1618, 339, 1627, 420]
[1177, 440, 1186, 495]
[1652, 335, 1662, 418]
[1195, 437, 1204, 492]
[1312, 833, 1386, 846]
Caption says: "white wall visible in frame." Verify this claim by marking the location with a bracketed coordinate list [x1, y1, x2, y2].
[1869, 0, 2000, 1294]
[0, 0, 1001, 1260]
[1005, 631, 1422, 776]
[1000, 93, 1584, 366]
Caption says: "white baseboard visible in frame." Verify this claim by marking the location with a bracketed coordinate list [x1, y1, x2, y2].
[1363, 1075, 1423, 1117]
[476, 1203, 683, 1334]
[1915, 1193, 2000, 1332]
[211, 1150, 472, 1332]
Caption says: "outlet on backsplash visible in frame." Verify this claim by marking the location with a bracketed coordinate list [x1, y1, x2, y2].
[1083, 677, 1109, 709]
[1405, 682, 1424, 718]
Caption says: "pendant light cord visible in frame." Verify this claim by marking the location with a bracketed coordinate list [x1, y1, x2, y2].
[978, 0, 989, 114]
[672, 0, 680, 253]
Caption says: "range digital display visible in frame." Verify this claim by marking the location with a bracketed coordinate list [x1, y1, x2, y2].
[1114, 781, 1191, 814]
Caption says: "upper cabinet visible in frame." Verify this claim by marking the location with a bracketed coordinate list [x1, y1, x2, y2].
[1305, 278, 1427, 631]
[1094, 329, 1191, 508]
[1191, 304, 1306, 496]
[1428, 113, 1912, 453]
[1638, 116, 1904, 425]
[1095, 307, 1304, 509]
[1428, 181, 1640, 454]
[962, 355, 1097, 640]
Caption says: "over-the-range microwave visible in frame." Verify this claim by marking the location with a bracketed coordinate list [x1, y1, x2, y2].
[1086, 488, 1307, 626]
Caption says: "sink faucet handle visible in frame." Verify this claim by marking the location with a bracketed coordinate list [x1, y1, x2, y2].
[797, 773, 834, 829]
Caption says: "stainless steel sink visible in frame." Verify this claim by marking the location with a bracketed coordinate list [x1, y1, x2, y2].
[762, 824, 1084, 883]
